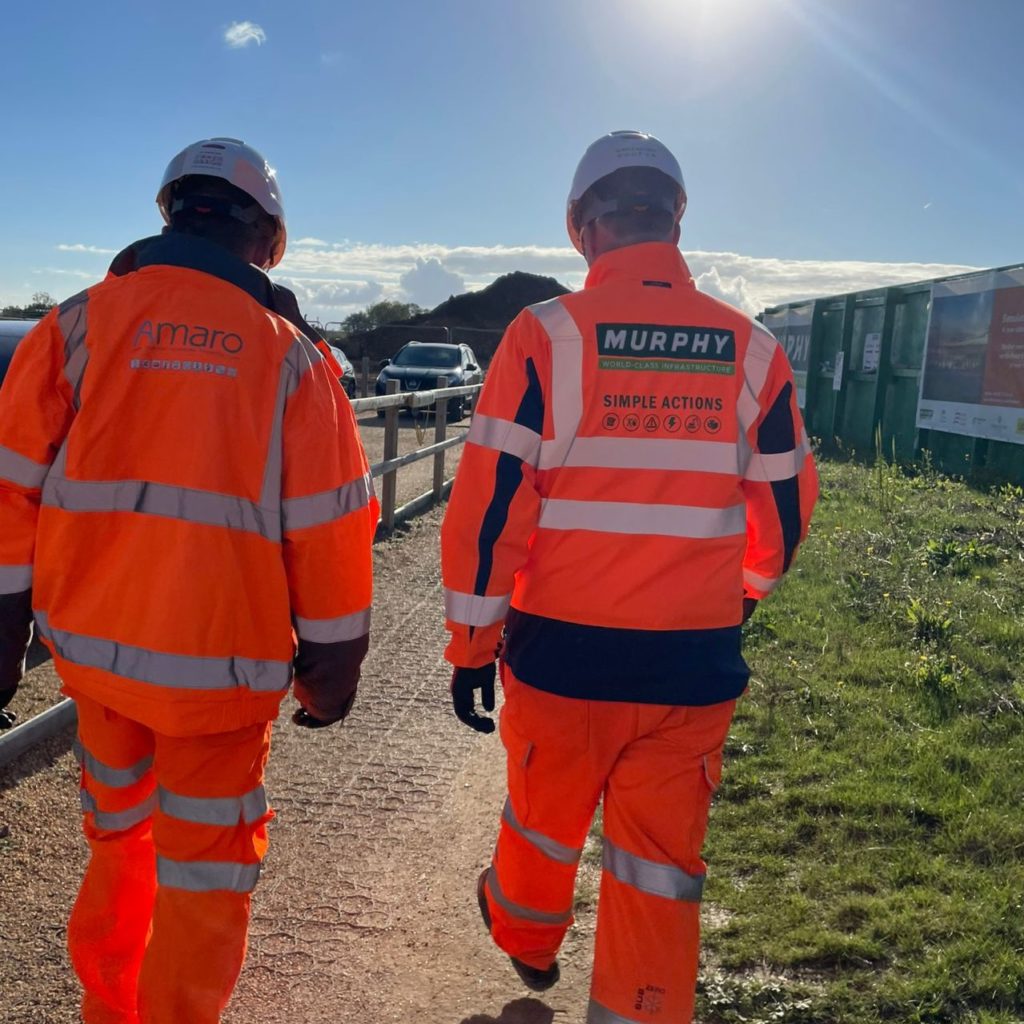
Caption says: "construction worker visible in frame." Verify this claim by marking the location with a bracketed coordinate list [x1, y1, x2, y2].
[442, 130, 818, 1023]
[0, 138, 378, 1023]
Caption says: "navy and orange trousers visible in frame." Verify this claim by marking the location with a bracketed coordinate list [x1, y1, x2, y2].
[479, 665, 735, 1024]
[68, 692, 273, 1024]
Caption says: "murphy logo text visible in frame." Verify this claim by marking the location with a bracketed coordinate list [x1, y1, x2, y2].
[597, 323, 735, 375]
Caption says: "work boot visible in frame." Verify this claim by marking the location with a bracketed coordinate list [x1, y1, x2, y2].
[477, 868, 560, 992]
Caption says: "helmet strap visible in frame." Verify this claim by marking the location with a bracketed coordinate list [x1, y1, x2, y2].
[169, 194, 262, 226]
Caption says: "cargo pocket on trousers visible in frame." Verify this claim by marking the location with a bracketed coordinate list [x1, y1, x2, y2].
[499, 706, 535, 821]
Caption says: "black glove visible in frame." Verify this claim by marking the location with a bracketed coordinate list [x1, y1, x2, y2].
[451, 664, 496, 734]
[452, 663, 495, 737]
[742, 597, 758, 624]
[0, 685, 17, 731]
[291, 690, 356, 730]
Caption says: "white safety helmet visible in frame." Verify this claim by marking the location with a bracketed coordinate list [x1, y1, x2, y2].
[566, 130, 686, 254]
[156, 137, 287, 268]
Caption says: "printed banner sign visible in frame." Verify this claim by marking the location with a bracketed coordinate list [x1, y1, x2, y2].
[761, 302, 812, 408]
[917, 269, 1024, 446]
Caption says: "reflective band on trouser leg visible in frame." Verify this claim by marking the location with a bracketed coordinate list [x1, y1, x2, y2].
[156, 858, 261, 893]
[602, 837, 705, 902]
[502, 796, 583, 865]
[158, 784, 269, 827]
[588, 1000, 646, 1024]
[485, 866, 572, 926]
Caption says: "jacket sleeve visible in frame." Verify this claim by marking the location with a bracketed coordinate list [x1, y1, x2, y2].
[281, 338, 379, 721]
[0, 306, 78, 687]
[739, 323, 819, 600]
[441, 311, 548, 668]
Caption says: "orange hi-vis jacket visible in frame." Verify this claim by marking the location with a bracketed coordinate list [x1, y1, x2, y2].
[0, 233, 378, 735]
[442, 243, 818, 706]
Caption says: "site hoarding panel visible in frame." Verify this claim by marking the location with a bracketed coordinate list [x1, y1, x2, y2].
[917, 268, 1024, 446]
[761, 302, 813, 408]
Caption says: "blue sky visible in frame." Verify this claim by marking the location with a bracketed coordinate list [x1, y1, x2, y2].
[0, 0, 1019, 320]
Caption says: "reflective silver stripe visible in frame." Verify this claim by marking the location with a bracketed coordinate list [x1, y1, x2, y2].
[294, 607, 371, 643]
[159, 784, 268, 826]
[485, 867, 572, 926]
[587, 999, 643, 1024]
[0, 445, 50, 489]
[41, 474, 281, 541]
[80, 788, 156, 831]
[502, 797, 582, 865]
[286, 334, 323, 396]
[745, 323, 777, 401]
[38, 611, 291, 693]
[530, 298, 583, 471]
[73, 738, 153, 787]
[744, 441, 810, 483]
[443, 589, 510, 627]
[0, 565, 32, 594]
[737, 322, 778, 437]
[157, 856, 261, 893]
[538, 499, 746, 539]
[602, 837, 704, 902]
[58, 291, 89, 407]
[282, 473, 373, 532]
[743, 567, 779, 594]
[468, 414, 541, 466]
[258, 335, 321, 510]
[737, 388, 761, 439]
[558, 437, 739, 475]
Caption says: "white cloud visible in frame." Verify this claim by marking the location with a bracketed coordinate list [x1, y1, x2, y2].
[694, 265, 760, 312]
[274, 237, 976, 320]
[224, 21, 266, 49]
[34, 267, 95, 280]
[399, 257, 465, 307]
[57, 243, 116, 255]
[16, 236, 978, 324]
[275, 277, 384, 313]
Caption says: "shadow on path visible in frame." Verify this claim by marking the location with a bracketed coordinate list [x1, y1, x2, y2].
[459, 998, 555, 1024]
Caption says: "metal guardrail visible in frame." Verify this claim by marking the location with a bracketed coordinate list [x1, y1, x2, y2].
[353, 378, 483, 532]
[0, 698, 76, 770]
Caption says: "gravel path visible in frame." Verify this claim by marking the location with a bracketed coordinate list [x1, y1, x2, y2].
[0, 505, 602, 1024]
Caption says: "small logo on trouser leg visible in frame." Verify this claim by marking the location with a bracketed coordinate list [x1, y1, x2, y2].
[634, 985, 666, 1014]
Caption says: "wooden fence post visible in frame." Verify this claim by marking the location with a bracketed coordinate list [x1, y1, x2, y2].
[381, 380, 400, 531]
[433, 376, 448, 501]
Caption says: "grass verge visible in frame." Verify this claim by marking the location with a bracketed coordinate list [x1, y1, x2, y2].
[697, 458, 1024, 1023]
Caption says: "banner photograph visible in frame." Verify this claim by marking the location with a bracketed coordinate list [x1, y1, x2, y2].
[917, 269, 1024, 446]
[762, 302, 813, 409]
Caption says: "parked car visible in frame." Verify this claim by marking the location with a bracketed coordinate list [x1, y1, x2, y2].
[327, 344, 358, 398]
[0, 320, 41, 387]
[375, 341, 483, 420]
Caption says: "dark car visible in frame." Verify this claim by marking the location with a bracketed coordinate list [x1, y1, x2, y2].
[375, 341, 483, 420]
[327, 344, 358, 398]
[0, 320, 41, 387]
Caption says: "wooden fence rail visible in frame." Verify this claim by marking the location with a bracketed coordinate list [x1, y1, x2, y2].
[350, 378, 484, 532]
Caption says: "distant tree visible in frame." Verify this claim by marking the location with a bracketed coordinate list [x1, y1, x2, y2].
[1, 291, 56, 319]
[341, 300, 423, 335]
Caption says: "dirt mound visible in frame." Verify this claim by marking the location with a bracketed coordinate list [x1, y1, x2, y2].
[349, 272, 570, 367]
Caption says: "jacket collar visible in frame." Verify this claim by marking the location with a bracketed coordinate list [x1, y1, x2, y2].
[584, 242, 694, 291]
[107, 233, 326, 343]
[107, 233, 275, 307]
